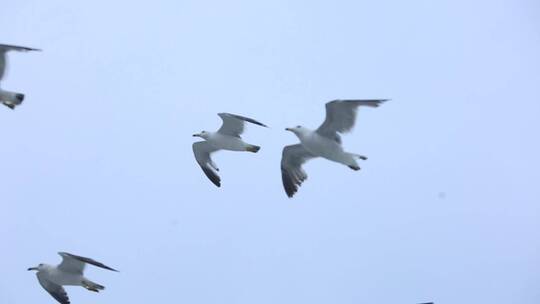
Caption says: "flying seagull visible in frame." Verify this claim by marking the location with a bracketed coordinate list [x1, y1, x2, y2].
[0, 43, 41, 109]
[281, 99, 388, 197]
[28, 252, 118, 304]
[192, 112, 268, 187]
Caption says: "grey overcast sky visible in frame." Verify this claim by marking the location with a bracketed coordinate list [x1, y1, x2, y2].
[1, 1, 539, 303]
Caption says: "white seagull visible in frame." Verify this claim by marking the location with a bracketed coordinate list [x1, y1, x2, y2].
[28, 252, 118, 304]
[0, 43, 41, 109]
[281, 99, 388, 197]
[192, 112, 268, 187]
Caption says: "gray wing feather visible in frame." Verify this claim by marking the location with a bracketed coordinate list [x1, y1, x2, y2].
[0, 52, 5, 81]
[193, 141, 221, 187]
[281, 144, 316, 198]
[58, 252, 118, 273]
[0, 44, 40, 81]
[217, 113, 267, 137]
[37, 272, 70, 304]
[0, 44, 41, 52]
[316, 99, 388, 142]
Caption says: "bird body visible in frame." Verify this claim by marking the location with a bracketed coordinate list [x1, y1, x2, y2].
[203, 131, 257, 152]
[36, 264, 83, 286]
[288, 126, 359, 168]
[28, 252, 117, 304]
[281, 99, 388, 197]
[192, 113, 267, 187]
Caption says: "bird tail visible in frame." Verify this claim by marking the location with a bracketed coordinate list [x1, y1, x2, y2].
[0, 90, 24, 109]
[246, 145, 260, 153]
[345, 153, 365, 171]
[83, 280, 105, 292]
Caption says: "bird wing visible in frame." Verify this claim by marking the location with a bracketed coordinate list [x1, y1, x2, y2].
[0, 51, 5, 81]
[316, 99, 388, 143]
[0, 44, 41, 52]
[193, 141, 221, 187]
[281, 144, 316, 198]
[217, 113, 267, 137]
[0, 44, 40, 81]
[57, 252, 118, 274]
[37, 272, 70, 304]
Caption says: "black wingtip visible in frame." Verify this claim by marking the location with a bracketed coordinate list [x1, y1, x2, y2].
[59, 252, 119, 272]
[363, 99, 389, 107]
[222, 112, 268, 128]
[201, 166, 221, 187]
[281, 169, 298, 198]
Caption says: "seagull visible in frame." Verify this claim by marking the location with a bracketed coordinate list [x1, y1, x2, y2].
[28, 252, 118, 304]
[192, 112, 268, 187]
[0, 43, 41, 109]
[281, 99, 388, 197]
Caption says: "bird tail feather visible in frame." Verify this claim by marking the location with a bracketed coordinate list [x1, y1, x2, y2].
[246, 145, 260, 153]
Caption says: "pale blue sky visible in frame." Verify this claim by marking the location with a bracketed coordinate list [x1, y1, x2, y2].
[1, 1, 539, 303]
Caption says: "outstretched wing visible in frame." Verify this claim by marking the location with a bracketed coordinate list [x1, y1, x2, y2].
[316, 99, 388, 143]
[0, 44, 41, 81]
[0, 52, 5, 81]
[0, 44, 41, 52]
[281, 144, 316, 198]
[217, 113, 267, 137]
[193, 141, 221, 187]
[37, 272, 70, 304]
[57, 252, 118, 274]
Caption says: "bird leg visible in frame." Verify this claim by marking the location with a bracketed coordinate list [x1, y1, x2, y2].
[351, 153, 367, 160]
[82, 280, 102, 292]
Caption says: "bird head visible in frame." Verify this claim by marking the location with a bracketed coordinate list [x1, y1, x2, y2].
[27, 263, 46, 271]
[192, 130, 210, 140]
[285, 125, 307, 137]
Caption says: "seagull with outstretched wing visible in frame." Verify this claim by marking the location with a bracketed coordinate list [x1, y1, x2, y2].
[281, 99, 388, 197]
[0, 43, 41, 109]
[28, 252, 118, 304]
[192, 112, 268, 187]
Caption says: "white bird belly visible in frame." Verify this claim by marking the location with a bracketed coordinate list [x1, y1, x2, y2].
[302, 133, 346, 162]
[208, 134, 248, 151]
[46, 269, 83, 286]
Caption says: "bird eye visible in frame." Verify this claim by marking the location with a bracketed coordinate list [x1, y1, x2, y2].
[296, 125, 301, 128]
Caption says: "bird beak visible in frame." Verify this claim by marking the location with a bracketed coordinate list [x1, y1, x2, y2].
[285, 128, 292, 131]
[27, 267, 38, 271]
[192, 133, 200, 137]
